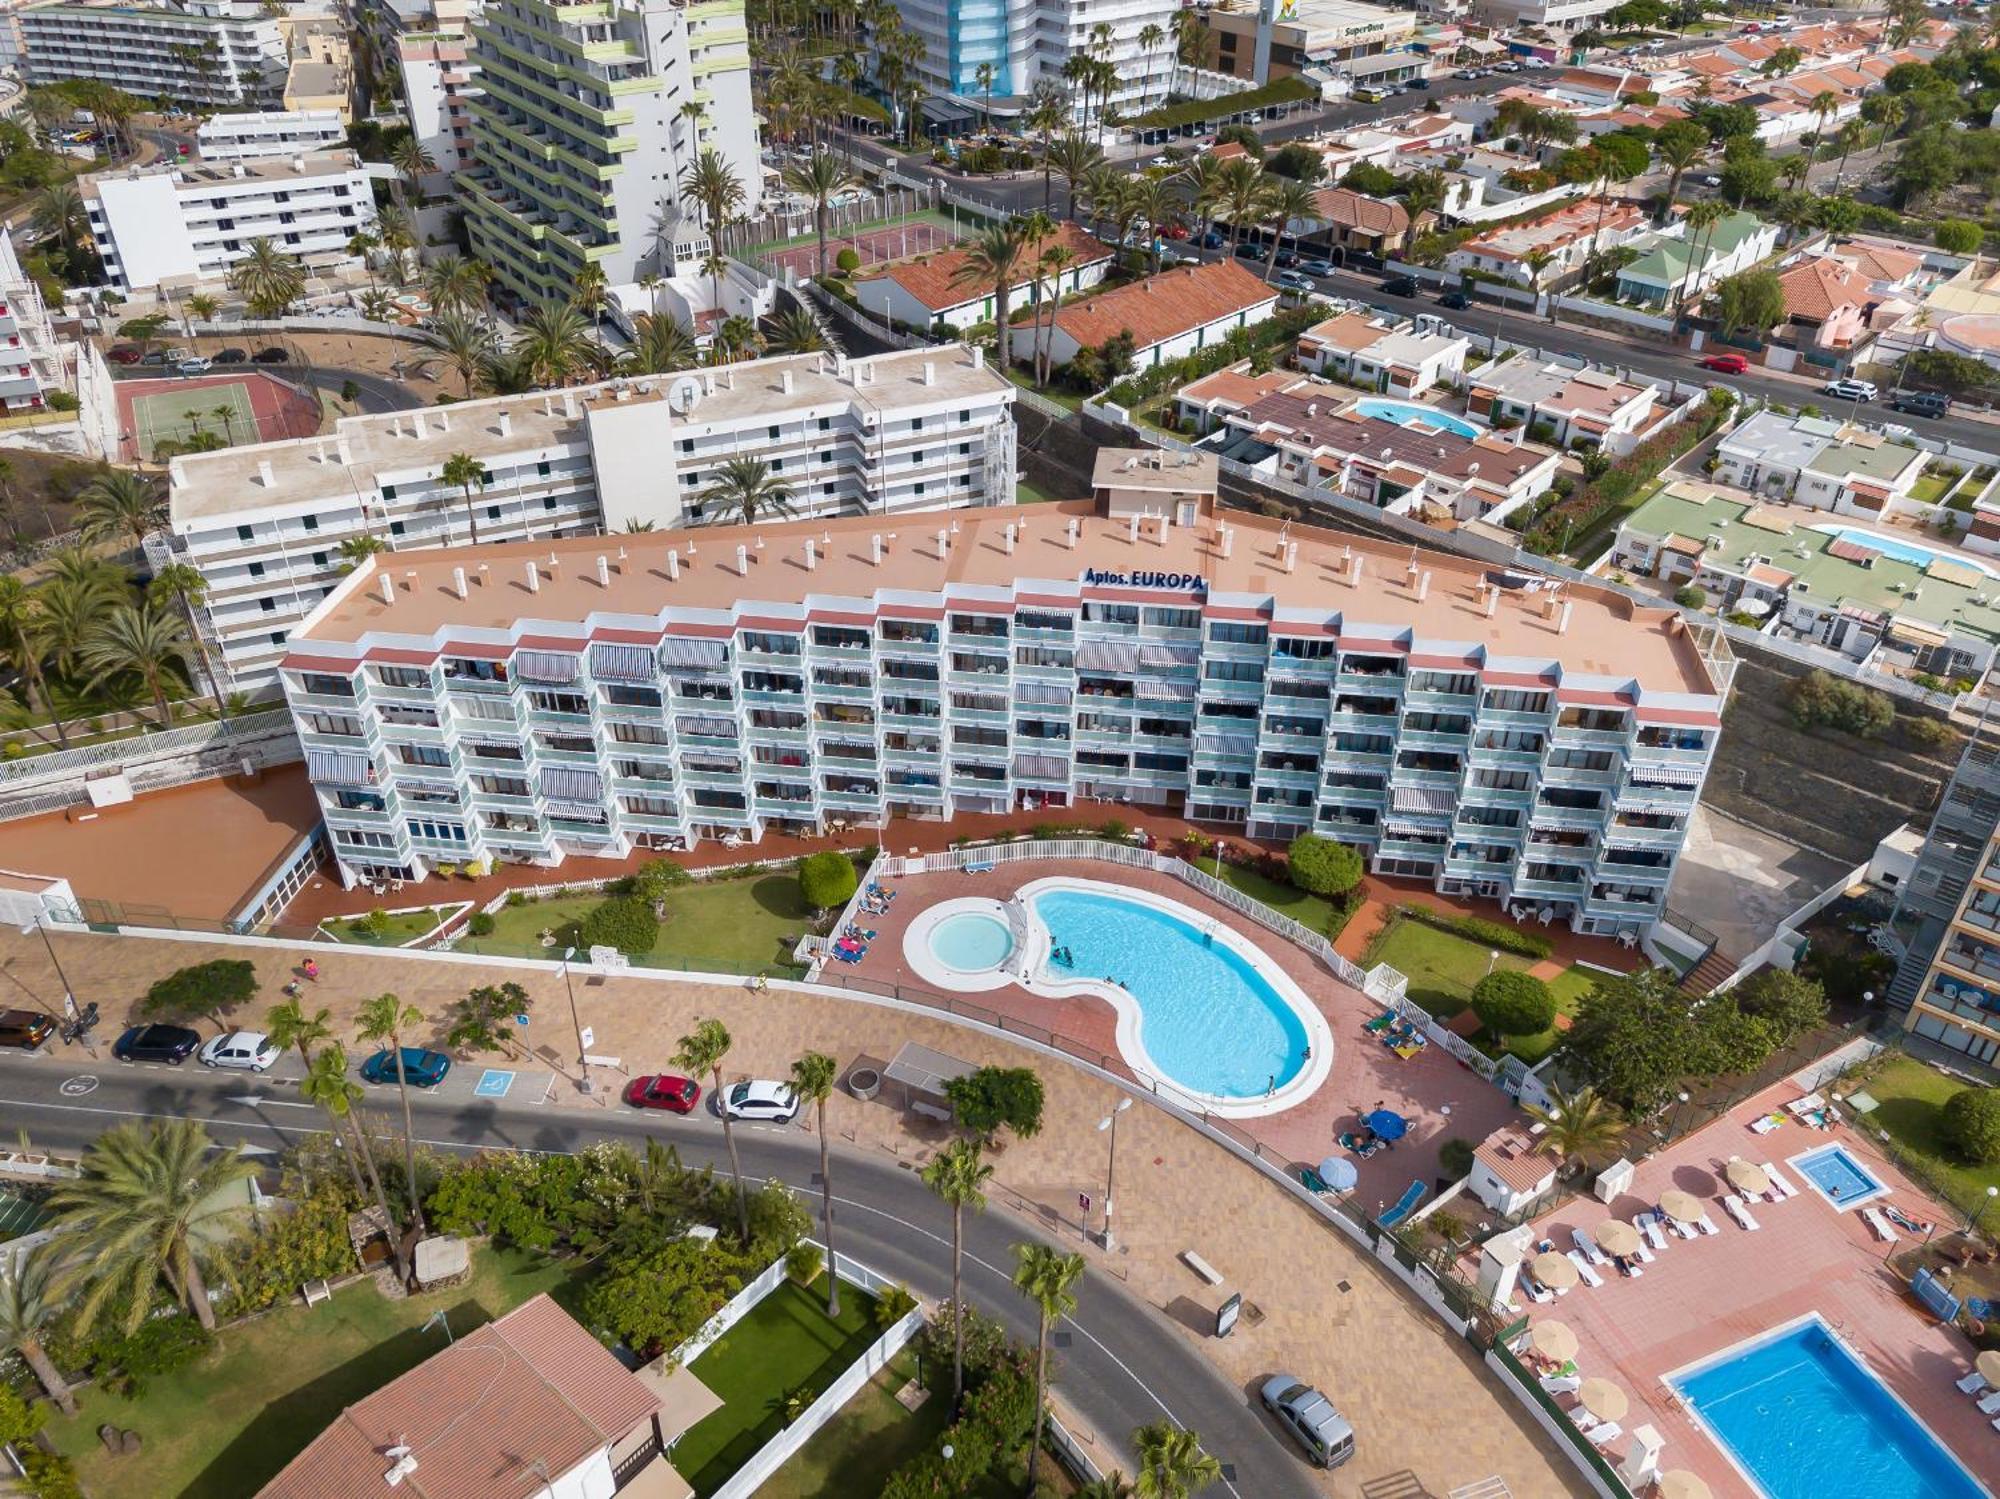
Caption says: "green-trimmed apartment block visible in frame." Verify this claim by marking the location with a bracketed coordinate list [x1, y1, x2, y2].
[462, 0, 758, 308]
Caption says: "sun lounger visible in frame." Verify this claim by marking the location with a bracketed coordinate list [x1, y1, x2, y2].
[1760, 1162, 1799, 1200]
[1883, 1204, 1934, 1235]
[1749, 1114, 1782, 1135]
[1632, 1241, 1656, 1265]
[1695, 1211, 1722, 1236]
[1523, 1277, 1555, 1304]
[1637, 1212, 1670, 1252]
[1787, 1091, 1826, 1118]
[1862, 1207, 1898, 1243]
[1571, 1228, 1609, 1266]
[1724, 1194, 1761, 1231]
[1584, 1421, 1622, 1448]
[1541, 1373, 1582, 1396]
[1364, 1012, 1397, 1033]
[1978, 1390, 2000, 1416]
[1992, 1415, 2000, 1433]
[1956, 1370, 1990, 1395]
[1565, 1249, 1605, 1288]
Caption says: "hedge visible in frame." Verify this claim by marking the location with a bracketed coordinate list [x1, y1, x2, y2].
[1522, 390, 1734, 555]
[1104, 300, 1323, 409]
[1400, 904, 1553, 960]
[1131, 75, 1314, 131]
[577, 897, 659, 955]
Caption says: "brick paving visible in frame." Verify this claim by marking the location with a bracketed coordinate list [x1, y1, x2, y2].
[1503, 1081, 1995, 1495]
[5, 923, 1588, 1498]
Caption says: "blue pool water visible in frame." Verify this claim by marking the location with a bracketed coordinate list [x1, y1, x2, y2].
[928, 912, 1014, 972]
[1812, 524, 2000, 579]
[1353, 399, 1482, 439]
[1792, 1144, 1886, 1209]
[1671, 1320, 1986, 1499]
[1032, 888, 1309, 1098]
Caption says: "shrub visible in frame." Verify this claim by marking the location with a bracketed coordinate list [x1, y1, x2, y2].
[1673, 585, 1707, 609]
[577, 897, 658, 955]
[1732, 969, 1827, 1047]
[875, 1281, 918, 1329]
[1438, 1138, 1476, 1178]
[786, 1240, 824, 1286]
[1403, 907, 1552, 959]
[799, 850, 859, 911]
[944, 1065, 1046, 1140]
[1940, 1087, 2000, 1165]
[141, 958, 257, 1028]
[835, 247, 860, 274]
[630, 857, 694, 909]
[1934, 219, 1984, 255]
[1786, 668, 1893, 738]
[467, 911, 496, 936]
[353, 907, 393, 939]
[1471, 970, 1557, 1037]
[1903, 715, 1959, 752]
[1285, 833, 1362, 898]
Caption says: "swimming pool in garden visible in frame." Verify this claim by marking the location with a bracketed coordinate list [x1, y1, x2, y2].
[1353, 399, 1482, 439]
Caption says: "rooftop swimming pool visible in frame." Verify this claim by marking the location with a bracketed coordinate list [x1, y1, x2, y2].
[1669, 1317, 1986, 1499]
[1353, 399, 1482, 439]
[1810, 524, 2000, 579]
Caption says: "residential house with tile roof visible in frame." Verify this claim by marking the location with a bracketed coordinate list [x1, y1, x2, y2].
[1465, 360, 1673, 456]
[1295, 309, 1469, 395]
[1776, 255, 1876, 352]
[1613, 211, 1779, 310]
[854, 222, 1113, 333]
[1445, 197, 1651, 287]
[1713, 410, 1928, 518]
[1174, 363, 1315, 434]
[1041, 260, 1279, 372]
[1305, 188, 1418, 258]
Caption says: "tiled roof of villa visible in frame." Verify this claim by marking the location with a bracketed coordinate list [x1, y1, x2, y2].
[860, 221, 1109, 312]
[1050, 261, 1275, 352]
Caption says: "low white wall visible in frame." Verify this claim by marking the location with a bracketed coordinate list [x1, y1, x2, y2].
[1483, 1349, 1630, 1499]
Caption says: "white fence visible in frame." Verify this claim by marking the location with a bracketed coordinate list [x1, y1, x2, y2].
[0, 708, 301, 820]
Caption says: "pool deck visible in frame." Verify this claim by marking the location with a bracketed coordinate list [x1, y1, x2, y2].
[838, 858, 1524, 1210]
[1502, 1080, 1996, 1497]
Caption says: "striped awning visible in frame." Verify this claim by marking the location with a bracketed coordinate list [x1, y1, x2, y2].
[1077, 640, 1141, 672]
[661, 637, 729, 669]
[1137, 679, 1197, 701]
[546, 801, 608, 822]
[306, 749, 371, 785]
[677, 715, 737, 739]
[1138, 643, 1199, 668]
[590, 643, 656, 683]
[1013, 753, 1069, 780]
[1392, 786, 1454, 813]
[1197, 732, 1256, 757]
[1628, 762, 1702, 788]
[539, 766, 603, 801]
[1017, 682, 1072, 707]
[515, 650, 580, 684]
[1383, 818, 1448, 838]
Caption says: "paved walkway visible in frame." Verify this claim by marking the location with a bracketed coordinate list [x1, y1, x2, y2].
[4, 923, 1588, 1499]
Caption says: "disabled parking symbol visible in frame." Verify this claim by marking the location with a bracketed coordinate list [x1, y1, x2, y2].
[473, 1069, 515, 1099]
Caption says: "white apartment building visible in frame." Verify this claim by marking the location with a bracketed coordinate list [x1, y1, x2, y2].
[0, 229, 66, 416]
[195, 109, 347, 161]
[158, 345, 1017, 694]
[462, 0, 759, 310]
[19, 0, 287, 107]
[398, 27, 479, 224]
[1469, 0, 1621, 32]
[81, 153, 377, 293]
[885, 0, 1177, 122]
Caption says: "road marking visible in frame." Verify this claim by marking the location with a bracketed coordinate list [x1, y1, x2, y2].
[473, 1069, 515, 1098]
[221, 1095, 314, 1109]
[58, 1076, 97, 1096]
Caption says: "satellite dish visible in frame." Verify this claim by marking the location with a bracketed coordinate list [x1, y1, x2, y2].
[668, 376, 701, 414]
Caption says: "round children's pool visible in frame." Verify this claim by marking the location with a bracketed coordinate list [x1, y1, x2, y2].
[928, 911, 1015, 973]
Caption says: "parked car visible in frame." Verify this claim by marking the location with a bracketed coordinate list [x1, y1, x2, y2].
[361, 1047, 452, 1087]
[1403, 77, 1429, 90]
[1276, 270, 1317, 294]
[1496, 60, 1523, 72]
[1453, 67, 1480, 80]
[106, 344, 142, 365]
[1161, 223, 1190, 240]
[212, 347, 248, 364]
[624, 1073, 701, 1112]
[0, 1010, 55, 1050]
[1699, 174, 1722, 187]
[1823, 377, 1878, 402]
[1890, 390, 1950, 418]
[177, 356, 212, 375]
[1273, 248, 1300, 269]
[720, 1079, 800, 1123]
[1383, 276, 1419, 296]
[139, 350, 171, 367]
[1200, 230, 1226, 250]
[1298, 256, 1334, 277]
[1148, 153, 1172, 167]
[199, 1030, 280, 1071]
[251, 347, 289, 364]
[113, 1024, 201, 1063]
[1698, 352, 1749, 374]
[1524, 57, 1553, 69]
[1438, 290, 1470, 309]
[1233, 242, 1264, 262]
[1261, 1375, 1356, 1469]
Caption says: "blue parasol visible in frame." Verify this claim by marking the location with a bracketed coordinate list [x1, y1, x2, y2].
[1363, 1109, 1409, 1141]
[1314, 1155, 1358, 1192]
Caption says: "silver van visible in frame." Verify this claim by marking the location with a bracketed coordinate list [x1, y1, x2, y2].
[1261, 1375, 1356, 1469]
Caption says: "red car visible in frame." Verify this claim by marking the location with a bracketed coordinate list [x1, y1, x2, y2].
[1698, 353, 1748, 374]
[624, 1074, 701, 1112]
[106, 344, 143, 365]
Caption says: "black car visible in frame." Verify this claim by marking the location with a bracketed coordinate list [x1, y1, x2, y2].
[1233, 242, 1263, 262]
[212, 347, 249, 364]
[1890, 391, 1949, 419]
[251, 347, 290, 364]
[1439, 290, 1471, 309]
[1383, 276, 1419, 297]
[1273, 249, 1300, 270]
[113, 1023, 201, 1063]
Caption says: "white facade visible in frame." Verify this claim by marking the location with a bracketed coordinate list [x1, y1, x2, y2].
[0, 228, 65, 414]
[1468, 0, 1620, 31]
[885, 0, 1177, 120]
[195, 109, 347, 161]
[20, 0, 287, 106]
[82, 153, 377, 293]
[161, 345, 1016, 694]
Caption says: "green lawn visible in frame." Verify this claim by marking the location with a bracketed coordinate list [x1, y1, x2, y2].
[673, 1276, 881, 1497]
[321, 905, 452, 947]
[1005, 368, 1082, 411]
[1215, 860, 1350, 939]
[1858, 1052, 2000, 1212]
[1911, 471, 1957, 505]
[46, 1246, 586, 1499]
[1368, 917, 1599, 1065]
[455, 874, 813, 976]
[1016, 478, 1072, 504]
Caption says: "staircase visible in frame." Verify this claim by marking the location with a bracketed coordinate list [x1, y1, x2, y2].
[1678, 946, 1739, 997]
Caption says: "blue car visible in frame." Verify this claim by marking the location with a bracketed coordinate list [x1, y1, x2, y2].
[360, 1047, 451, 1088]
[1200, 230, 1226, 250]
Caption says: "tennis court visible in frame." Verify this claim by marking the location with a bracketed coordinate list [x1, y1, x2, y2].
[132, 382, 256, 455]
[0, 1191, 49, 1242]
[762, 215, 964, 280]
[116, 372, 322, 463]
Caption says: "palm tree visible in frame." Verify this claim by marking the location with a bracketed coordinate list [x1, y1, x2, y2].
[0, 1245, 75, 1414]
[148, 562, 227, 720]
[623, 312, 701, 374]
[1829, 120, 1865, 194]
[790, 1050, 842, 1316]
[951, 220, 1032, 373]
[336, 533, 388, 573]
[674, 1020, 752, 1241]
[1026, 94, 1064, 212]
[1034, 243, 1077, 385]
[1524, 246, 1557, 315]
[1216, 157, 1273, 252]
[1077, 1475, 1136, 1499]
[698, 456, 794, 524]
[2, 580, 70, 748]
[1047, 134, 1104, 223]
[1524, 1083, 1625, 1175]
[356, 992, 427, 1245]
[376, 206, 417, 285]
[975, 61, 997, 134]
[1260, 177, 1320, 282]
[515, 300, 595, 388]
[303, 1043, 408, 1279]
[440, 452, 487, 545]
[186, 291, 219, 339]
[1013, 1242, 1086, 1494]
[429, 308, 500, 398]
[229, 238, 304, 318]
[348, 230, 381, 290]
[683, 145, 746, 281]
[1133, 1423, 1221, 1499]
[357, 287, 397, 324]
[81, 602, 188, 727]
[1138, 22, 1166, 108]
[571, 263, 612, 329]
[1654, 129, 1708, 222]
[33, 184, 93, 277]
[424, 255, 490, 317]
[49, 1118, 255, 1332]
[765, 304, 825, 354]
[388, 136, 437, 211]
[1673, 198, 1728, 322]
[783, 151, 861, 278]
[76, 469, 159, 559]
[712, 314, 761, 363]
[921, 1137, 993, 1408]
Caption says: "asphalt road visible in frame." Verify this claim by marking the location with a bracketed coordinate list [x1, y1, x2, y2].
[0, 1047, 1314, 1496]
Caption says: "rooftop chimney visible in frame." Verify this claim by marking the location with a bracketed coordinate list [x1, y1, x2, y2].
[971, 346, 984, 370]
[377, 571, 395, 605]
[595, 555, 610, 587]
[412, 411, 428, 439]
[1004, 522, 1016, 554]
[780, 368, 793, 395]
[524, 561, 539, 593]
[1350, 552, 1364, 586]
[1417, 569, 1430, 602]
[736, 543, 750, 577]
[1128, 512, 1140, 544]
[496, 410, 512, 438]
[936, 527, 949, 559]
[1559, 600, 1573, 634]
[1067, 515, 1080, 549]
[257, 460, 275, 487]
[452, 566, 467, 599]
[923, 361, 936, 386]
[1486, 586, 1498, 617]
[1283, 541, 1298, 574]
[871, 533, 884, 566]
[805, 538, 817, 570]
[668, 548, 681, 581]
[1220, 523, 1234, 558]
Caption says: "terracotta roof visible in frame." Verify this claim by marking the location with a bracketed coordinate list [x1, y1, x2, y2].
[1051, 261, 1276, 353]
[1476, 1129, 1558, 1194]
[1300, 309, 1398, 354]
[861, 221, 1110, 313]
[1837, 240, 1922, 284]
[1178, 363, 1310, 412]
[258, 1295, 661, 1499]
[1779, 256, 1873, 321]
[1310, 188, 1410, 237]
[1210, 141, 1252, 163]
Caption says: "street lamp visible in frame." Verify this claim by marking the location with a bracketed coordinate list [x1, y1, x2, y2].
[18, 915, 74, 1020]
[1097, 1097, 1133, 1251]
[561, 946, 593, 1095]
[1983, 1186, 2000, 1239]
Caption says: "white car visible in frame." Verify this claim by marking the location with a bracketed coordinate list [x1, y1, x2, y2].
[720, 1079, 800, 1123]
[1823, 378, 1879, 402]
[199, 1030, 280, 1071]
[176, 356, 212, 375]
